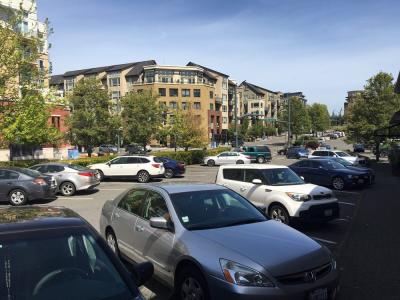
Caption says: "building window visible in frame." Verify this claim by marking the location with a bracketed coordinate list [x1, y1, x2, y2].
[182, 89, 190, 97]
[169, 101, 178, 109]
[51, 116, 61, 130]
[65, 78, 74, 91]
[159, 101, 167, 109]
[159, 88, 166, 96]
[222, 78, 228, 89]
[144, 70, 154, 83]
[209, 91, 213, 99]
[222, 94, 227, 102]
[194, 89, 201, 97]
[210, 103, 214, 110]
[111, 91, 121, 100]
[223, 117, 228, 124]
[222, 105, 227, 112]
[38, 60, 44, 71]
[169, 88, 178, 97]
[108, 77, 120, 87]
[194, 102, 201, 110]
[182, 102, 189, 110]
[161, 77, 172, 83]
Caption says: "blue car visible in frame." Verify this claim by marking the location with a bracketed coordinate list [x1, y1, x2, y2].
[289, 158, 371, 190]
[154, 157, 185, 179]
[286, 147, 309, 159]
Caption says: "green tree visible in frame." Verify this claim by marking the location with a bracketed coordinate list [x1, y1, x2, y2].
[65, 78, 119, 156]
[247, 120, 264, 140]
[308, 103, 331, 135]
[282, 97, 311, 138]
[347, 72, 400, 144]
[240, 118, 249, 138]
[121, 91, 162, 150]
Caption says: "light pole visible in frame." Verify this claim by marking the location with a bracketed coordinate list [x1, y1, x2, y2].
[287, 97, 292, 147]
[234, 88, 239, 147]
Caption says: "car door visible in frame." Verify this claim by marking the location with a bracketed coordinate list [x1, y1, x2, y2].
[107, 157, 130, 176]
[245, 147, 256, 160]
[308, 160, 330, 186]
[240, 169, 269, 204]
[134, 190, 175, 284]
[112, 189, 147, 261]
[290, 160, 308, 179]
[227, 152, 240, 164]
[216, 152, 230, 165]
[120, 157, 141, 176]
[45, 165, 65, 187]
[220, 168, 245, 193]
[0, 170, 20, 201]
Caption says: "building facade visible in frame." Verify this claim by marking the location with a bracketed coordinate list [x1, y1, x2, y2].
[344, 90, 363, 121]
[283, 92, 307, 105]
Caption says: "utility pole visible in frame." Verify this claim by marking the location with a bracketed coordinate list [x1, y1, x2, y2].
[287, 97, 291, 147]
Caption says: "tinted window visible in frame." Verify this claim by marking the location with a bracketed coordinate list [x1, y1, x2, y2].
[261, 168, 304, 186]
[0, 170, 19, 180]
[314, 151, 327, 156]
[309, 161, 321, 168]
[328, 152, 335, 157]
[228, 153, 238, 157]
[244, 169, 263, 183]
[322, 161, 346, 170]
[68, 164, 88, 171]
[47, 165, 65, 173]
[294, 160, 307, 168]
[335, 151, 350, 157]
[218, 152, 229, 157]
[143, 191, 169, 220]
[256, 146, 270, 152]
[223, 169, 244, 181]
[118, 189, 147, 215]
[17, 168, 41, 178]
[110, 157, 129, 164]
[31, 165, 48, 173]
[139, 158, 150, 163]
[127, 157, 141, 164]
[247, 147, 255, 153]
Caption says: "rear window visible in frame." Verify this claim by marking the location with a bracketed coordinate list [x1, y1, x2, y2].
[222, 169, 244, 181]
[256, 146, 270, 152]
[68, 164, 88, 171]
[18, 168, 41, 178]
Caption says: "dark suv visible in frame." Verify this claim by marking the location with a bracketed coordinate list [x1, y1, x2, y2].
[286, 147, 309, 159]
[241, 145, 272, 163]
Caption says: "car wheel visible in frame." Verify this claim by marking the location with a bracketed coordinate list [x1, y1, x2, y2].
[269, 204, 290, 225]
[257, 156, 265, 164]
[60, 182, 76, 196]
[106, 229, 119, 257]
[9, 189, 27, 206]
[164, 168, 174, 179]
[137, 170, 150, 183]
[236, 160, 244, 164]
[332, 177, 345, 190]
[96, 169, 104, 181]
[207, 159, 215, 167]
[176, 267, 210, 300]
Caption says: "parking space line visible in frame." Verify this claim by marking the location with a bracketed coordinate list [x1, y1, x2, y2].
[338, 201, 356, 206]
[310, 237, 337, 245]
[57, 197, 94, 200]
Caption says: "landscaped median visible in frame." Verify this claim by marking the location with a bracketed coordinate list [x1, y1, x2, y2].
[0, 147, 230, 168]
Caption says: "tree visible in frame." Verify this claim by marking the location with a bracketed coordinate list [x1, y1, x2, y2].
[308, 103, 331, 135]
[347, 72, 400, 144]
[282, 97, 311, 138]
[240, 118, 249, 138]
[247, 121, 264, 140]
[121, 91, 162, 150]
[65, 78, 120, 156]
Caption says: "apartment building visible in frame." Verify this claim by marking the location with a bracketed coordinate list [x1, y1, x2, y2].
[238, 81, 280, 125]
[283, 92, 307, 105]
[344, 90, 363, 121]
[128, 65, 218, 143]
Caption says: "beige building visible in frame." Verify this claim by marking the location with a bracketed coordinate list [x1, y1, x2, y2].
[344, 90, 363, 121]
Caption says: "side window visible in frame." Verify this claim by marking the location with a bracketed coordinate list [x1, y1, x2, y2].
[32, 165, 48, 173]
[0, 170, 19, 180]
[223, 169, 244, 181]
[309, 161, 321, 169]
[117, 189, 147, 215]
[139, 158, 150, 163]
[110, 157, 129, 164]
[247, 147, 255, 153]
[229, 153, 238, 157]
[218, 152, 229, 157]
[295, 161, 307, 168]
[328, 152, 335, 157]
[244, 169, 263, 183]
[143, 191, 169, 220]
[47, 165, 65, 173]
[313, 151, 321, 156]
[127, 157, 141, 164]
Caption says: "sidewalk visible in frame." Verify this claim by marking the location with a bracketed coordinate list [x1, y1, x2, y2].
[338, 162, 400, 300]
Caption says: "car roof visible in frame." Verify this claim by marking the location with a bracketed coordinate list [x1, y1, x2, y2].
[0, 206, 87, 234]
[0, 167, 25, 172]
[32, 162, 71, 167]
[219, 164, 287, 169]
[145, 183, 226, 194]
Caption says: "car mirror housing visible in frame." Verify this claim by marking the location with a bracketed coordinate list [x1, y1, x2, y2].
[131, 261, 154, 287]
[300, 176, 305, 181]
[252, 179, 262, 185]
[150, 217, 169, 230]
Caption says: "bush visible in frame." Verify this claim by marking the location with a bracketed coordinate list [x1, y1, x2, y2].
[154, 147, 230, 165]
[306, 140, 320, 150]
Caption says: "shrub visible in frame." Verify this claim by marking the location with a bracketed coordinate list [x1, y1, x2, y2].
[154, 147, 230, 165]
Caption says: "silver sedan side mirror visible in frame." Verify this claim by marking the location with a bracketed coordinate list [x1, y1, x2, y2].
[150, 217, 169, 230]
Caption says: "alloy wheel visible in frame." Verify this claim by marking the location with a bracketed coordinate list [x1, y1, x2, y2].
[270, 207, 289, 224]
[61, 182, 75, 196]
[257, 156, 265, 164]
[165, 169, 174, 179]
[137, 171, 150, 183]
[10, 190, 26, 205]
[207, 160, 215, 167]
[332, 177, 345, 190]
[181, 277, 205, 300]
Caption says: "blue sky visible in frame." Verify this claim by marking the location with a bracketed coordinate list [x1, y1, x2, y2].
[38, 0, 400, 113]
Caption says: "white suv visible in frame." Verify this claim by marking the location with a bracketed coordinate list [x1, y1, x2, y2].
[308, 150, 364, 165]
[216, 164, 339, 224]
[88, 155, 164, 183]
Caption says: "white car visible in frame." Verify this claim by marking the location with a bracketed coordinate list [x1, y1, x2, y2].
[204, 151, 251, 166]
[216, 164, 339, 224]
[88, 155, 164, 183]
[308, 150, 364, 165]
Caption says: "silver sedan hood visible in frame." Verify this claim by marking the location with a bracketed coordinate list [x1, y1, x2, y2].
[193, 220, 329, 277]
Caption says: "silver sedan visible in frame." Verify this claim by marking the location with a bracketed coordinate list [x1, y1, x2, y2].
[30, 163, 100, 196]
[100, 183, 339, 300]
[203, 151, 251, 166]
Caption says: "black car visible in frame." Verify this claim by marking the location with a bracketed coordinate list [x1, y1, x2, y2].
[125, 144, 147, 155]
[286, 147, 309, 159]
[353, 144, 365, 153]
[0, 167, 56, 206]
[289, 159, 371, 190]
[0, 206, 153, 300]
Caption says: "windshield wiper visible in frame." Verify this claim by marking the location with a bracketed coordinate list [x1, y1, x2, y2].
[222, 218, 264, 228]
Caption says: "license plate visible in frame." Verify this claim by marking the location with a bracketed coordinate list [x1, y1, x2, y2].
[324, 209, 333, 216]
[309, 288, 328, 300]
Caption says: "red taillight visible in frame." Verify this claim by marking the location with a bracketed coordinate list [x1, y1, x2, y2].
[33, 178, 47, 186]
[246, 156, 251, 159]
[152, 163, 161, 168]
[78, 172, 94, 177]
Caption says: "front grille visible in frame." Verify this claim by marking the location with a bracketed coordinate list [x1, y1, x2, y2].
[313, 193, 332, 200]
[277, 262, 333, 285]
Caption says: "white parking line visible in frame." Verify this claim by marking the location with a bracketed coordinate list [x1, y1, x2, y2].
[338, 201, 356, 206]
[57, 197, 94, 200]
[310, 237, 337, 245]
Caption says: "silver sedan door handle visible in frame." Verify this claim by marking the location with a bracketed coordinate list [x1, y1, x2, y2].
[240, 187, 247, 192]
[136, 225, 144, 232]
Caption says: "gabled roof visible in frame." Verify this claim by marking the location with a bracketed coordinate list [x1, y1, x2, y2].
[239, 81, 265, 96]
[395, 72, 400, 94]
[125, 60, 157, 77]
[186, 61, 229, 78]
[246, 81, 277, 94]
[49, 74, 64, 85]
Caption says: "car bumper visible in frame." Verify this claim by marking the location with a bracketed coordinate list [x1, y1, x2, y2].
[77, 181, 100, 191]
[174, 168, 186, 175]
[294, 202, 340, 222]
[150, 174, 165, 179]
[207, 271, 339, 300]
[30, 186, 57, 200]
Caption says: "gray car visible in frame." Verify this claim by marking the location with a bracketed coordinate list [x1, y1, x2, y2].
[30, 163, 100, 196]
[100, 183, 339, 300]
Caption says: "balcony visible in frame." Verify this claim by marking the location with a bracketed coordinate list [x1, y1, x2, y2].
[215, 97, 223, 104]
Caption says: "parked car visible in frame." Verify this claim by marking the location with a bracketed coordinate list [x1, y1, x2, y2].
[203, 151, 251, 166]
[241, 145, 272, 163]
[353, 143, 365, 153]
[0, 206, 153, 299]
[286, 147, 309, 159]
[98, 144, 118, 156]
[216, 165, 339, 224]
[318, 143, 332, 150]
[30, 163, 100, 196]
[0, 167, 56, 206]
[230, 138, 244, 147]
[125, 144, 146, 154]
[154, 157, 186, 179]
[277, 147, 288, 155]
[309, 149, 364, 165]
[88, 155, 165, 183]
[289, 159, 372, 190]
[100, 183, 339, 300]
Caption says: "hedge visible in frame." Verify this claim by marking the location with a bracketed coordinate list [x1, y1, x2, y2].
[0, 147, 231, 168]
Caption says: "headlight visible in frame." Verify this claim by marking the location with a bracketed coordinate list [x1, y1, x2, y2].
[286, 192, 311, 202]
[220, 259, 274, 287]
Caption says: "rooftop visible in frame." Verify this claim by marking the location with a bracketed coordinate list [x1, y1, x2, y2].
[186, 61, 229, 78]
